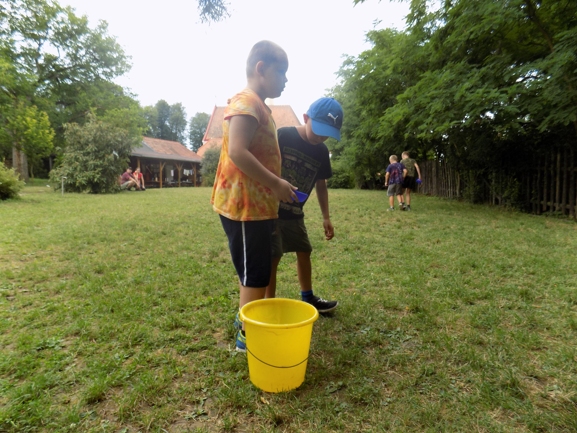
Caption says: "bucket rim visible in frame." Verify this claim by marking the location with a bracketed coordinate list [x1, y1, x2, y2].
[239, 298, 319, 329]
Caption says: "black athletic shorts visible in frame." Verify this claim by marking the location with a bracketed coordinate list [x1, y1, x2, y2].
[403, 176, 417, 190]
[219, 215, 274, 288]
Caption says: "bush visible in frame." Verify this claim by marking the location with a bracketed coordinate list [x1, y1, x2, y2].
[49, 114, 141, 194]
[0, 164, 25, 200]
[327, 157, 354, 189]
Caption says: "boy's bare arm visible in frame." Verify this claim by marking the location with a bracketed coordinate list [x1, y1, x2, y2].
[228, 115, 296, 203]
[385, 172, 390, 185]
[415, 162, 422, 179]
[315, 179, 334, 240]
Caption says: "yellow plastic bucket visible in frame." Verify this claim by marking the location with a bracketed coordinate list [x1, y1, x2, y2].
[239, 298, 319, 393]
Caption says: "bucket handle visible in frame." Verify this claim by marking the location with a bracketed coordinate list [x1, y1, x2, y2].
[247, 347, 309, 369]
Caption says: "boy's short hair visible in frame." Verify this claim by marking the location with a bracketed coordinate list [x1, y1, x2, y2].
[390, 155, 398, 162]
[402, 151, 410, 158]
[246, 40, 286, 77]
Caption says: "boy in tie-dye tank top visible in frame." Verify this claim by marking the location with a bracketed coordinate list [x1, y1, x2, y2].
[210, 40, 297, 352]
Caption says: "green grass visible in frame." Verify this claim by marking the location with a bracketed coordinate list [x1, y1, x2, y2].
[1, 185, 576, 432]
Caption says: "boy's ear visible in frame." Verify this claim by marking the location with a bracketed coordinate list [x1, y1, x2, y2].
[302, 113, 310, 123]
[255, 60, 267, 77]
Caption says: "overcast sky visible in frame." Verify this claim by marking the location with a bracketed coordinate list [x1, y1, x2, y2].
[62, 0, 408, 121]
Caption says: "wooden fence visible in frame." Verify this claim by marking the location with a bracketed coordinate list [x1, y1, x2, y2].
[418, 148, 577, 218]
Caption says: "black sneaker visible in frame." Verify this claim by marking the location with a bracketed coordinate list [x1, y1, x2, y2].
[306, 296, 338, 313]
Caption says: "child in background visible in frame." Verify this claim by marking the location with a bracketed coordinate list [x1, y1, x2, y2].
[211, 40, 296, 352]
[401, 151, 422, 211]
[133, 167, 145, 190]
[265, 97, 343, 313]
[384, 155, 407, 211]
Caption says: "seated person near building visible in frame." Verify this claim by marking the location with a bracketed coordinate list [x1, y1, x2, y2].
[133, 167, 146, 190]
[120, 168, 139, 190]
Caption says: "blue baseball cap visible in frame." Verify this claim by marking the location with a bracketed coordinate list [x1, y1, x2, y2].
[306, 98, 343, 141]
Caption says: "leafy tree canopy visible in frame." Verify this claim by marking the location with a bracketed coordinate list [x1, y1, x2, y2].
[143, 100, 188, 145]
[188, 112, 210, 152]
[334, 0, 577, 187]
[197, 0, 230, 23]
[1, 0, 139, 179]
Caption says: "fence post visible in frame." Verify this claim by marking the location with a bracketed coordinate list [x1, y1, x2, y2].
[555, 150, 561, 212]
[562, 148, 568, 216]
[569, 147, 577, 218]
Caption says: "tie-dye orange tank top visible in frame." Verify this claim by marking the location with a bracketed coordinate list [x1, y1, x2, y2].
[210, 88, 281, 221]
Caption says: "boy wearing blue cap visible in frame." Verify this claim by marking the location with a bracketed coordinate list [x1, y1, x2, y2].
[265, 97, 343, 313]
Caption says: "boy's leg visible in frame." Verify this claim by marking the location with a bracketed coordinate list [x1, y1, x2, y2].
[239, 285, 267, 312]
[405, 188, 411, 206]
[296, 251, 338, 313]
[296, 251, 313, 292]
[388, 195, 394, 208]
[265, 256, 282, 298]
[219, 216, 273, 350]
[273, 218, 338, 313]
[266, 220, 283, 299]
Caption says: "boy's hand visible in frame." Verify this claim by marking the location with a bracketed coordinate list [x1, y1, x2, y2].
[273, 178, 297, 203]
[323, 218, 334, 240]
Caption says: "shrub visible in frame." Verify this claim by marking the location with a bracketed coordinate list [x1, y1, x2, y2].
[327, 156, 354, 189]
[0, 164, 25, 200]
[49, 114, 141, 194]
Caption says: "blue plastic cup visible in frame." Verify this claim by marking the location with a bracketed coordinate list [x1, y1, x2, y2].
[294, 190, 308, 202]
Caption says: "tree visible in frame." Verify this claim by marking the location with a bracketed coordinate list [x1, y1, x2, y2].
[144, 100, 188, 144]
[1, 0, 131, 179]
[197, 0, 230, 23]
[188, 112, 210, 152]
[2, 102, 55, 180]
[200, 147, 221, 187]
[168, 103, 188, 144]
[336, 0, 577, 194]
[49, 114, 141, 193]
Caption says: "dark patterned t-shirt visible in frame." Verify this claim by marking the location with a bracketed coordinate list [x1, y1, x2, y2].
[277, 127, 332, 220]
[386, 162, 405, 184]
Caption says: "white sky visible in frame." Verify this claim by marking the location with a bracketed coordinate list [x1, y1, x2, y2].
[62, 0, 409, 121]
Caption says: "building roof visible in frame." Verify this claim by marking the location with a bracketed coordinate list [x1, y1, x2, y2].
[132, 137, 202, 163]
[197, 104, 301, 157]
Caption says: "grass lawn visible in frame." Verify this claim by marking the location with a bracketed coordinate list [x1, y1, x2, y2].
[1, 185, 576, 433]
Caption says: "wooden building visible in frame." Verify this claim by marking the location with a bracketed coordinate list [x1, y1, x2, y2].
[130, 137, 202, 188]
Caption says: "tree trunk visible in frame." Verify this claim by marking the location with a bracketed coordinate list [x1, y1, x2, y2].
[12, 146, 29, 182]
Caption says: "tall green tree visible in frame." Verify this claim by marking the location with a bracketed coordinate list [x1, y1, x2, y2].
[338, 0, 577, 191]
[200, 147, 220, 187]
[188, 112, 210, 152]
[1, 0, 131, 179]
[144, 100, 188, 145]
[2, 102, 55, 180]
